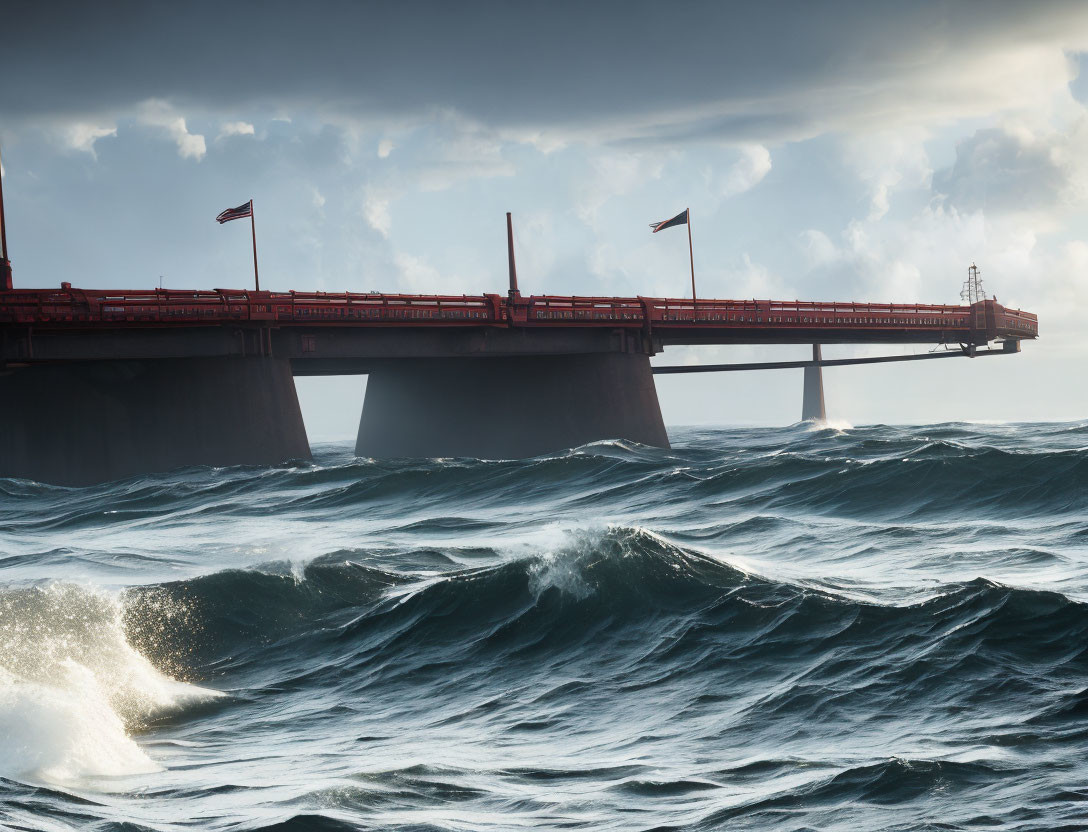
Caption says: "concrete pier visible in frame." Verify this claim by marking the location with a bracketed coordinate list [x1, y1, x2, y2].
[0, 357, 310, 486]
[356, 353, 669, 458]
[802, 344, 826, 422]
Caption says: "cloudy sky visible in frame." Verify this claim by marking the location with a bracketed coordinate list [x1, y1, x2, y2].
[3, 1, 1087, 437]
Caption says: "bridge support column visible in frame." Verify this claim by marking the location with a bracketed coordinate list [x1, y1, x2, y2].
[356, 353, 669, 459]
[802, 344, 826, 422]
[0, 357, 311, 485]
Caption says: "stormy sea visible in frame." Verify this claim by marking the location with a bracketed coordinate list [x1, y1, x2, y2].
[2, 421, 1087, 831]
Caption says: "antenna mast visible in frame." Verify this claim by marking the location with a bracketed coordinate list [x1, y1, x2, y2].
[506, 212, 519, 299]
[0, 143, 11, 290]
[961, 263, 986, 305]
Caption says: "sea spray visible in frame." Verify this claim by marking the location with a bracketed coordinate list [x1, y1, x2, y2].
[0, 583, 218, 782]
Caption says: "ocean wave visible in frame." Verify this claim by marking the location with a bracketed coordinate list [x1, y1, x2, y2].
[0, 583, 218, 784]
[692, 757, 1016, 830]
[117, 529, 1088, 720]
[3, 423, 1088, 829]
[4, 426, 1087, 538]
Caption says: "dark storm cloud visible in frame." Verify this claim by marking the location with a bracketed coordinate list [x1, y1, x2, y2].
[933, 127, 1072, 213]
[3, 0, 1087, 138]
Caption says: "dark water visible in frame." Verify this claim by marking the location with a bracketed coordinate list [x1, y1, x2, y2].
[2, 422, 1088, 831]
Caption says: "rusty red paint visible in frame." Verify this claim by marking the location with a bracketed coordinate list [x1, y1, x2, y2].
[0, 286, 1038, 341]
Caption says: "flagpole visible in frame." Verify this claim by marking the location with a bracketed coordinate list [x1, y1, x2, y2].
[687, 208, 696, 304]
[249, 199, 260, 292]
[0, 143, 11, 290]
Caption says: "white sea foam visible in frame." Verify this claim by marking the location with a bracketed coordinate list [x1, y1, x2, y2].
[528, 550, 593, 601]
[0, 583, 219, 784]
[804, 418, 854, 432]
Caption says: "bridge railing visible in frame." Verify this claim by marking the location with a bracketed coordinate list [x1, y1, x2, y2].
[525, 295, 977, 329]
[0, 286, 1038, 339]
[522, 295, 1037, 338]
[0, 288, 504, 325]
[526, 295, 647, 322]
[997, 306, 1039, 336]
[264, 292, 500, 324]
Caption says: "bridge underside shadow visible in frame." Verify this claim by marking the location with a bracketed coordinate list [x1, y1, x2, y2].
[355, 353, 670, 459]
[0, 358, 311, 486]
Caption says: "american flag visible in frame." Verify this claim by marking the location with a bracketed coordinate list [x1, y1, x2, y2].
[216, 201, 253, 224]
[649, 209, 688, 233]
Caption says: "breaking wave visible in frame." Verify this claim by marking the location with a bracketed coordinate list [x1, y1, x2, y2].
[2, 421, 1087, 829]
[0, 584, 218, 784]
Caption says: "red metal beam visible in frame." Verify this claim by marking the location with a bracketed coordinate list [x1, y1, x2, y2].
[0, 285, 1039, 343]
[652, 343, 1019, 374]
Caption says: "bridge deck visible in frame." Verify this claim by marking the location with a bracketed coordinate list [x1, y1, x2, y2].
[0, 286, 1038, 351]
[0, 285, 1040, 483]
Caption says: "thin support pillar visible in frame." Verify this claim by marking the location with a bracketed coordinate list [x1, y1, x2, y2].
[801, 344, 827, 422]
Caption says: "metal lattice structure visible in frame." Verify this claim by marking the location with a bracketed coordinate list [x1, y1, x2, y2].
[961, 263, 987, 305]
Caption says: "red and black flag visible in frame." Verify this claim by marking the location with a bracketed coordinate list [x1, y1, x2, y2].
[649, 209, 688, 233]
[216, 201, 253, 224]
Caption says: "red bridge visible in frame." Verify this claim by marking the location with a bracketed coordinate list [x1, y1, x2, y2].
[0, 280, 1037, 486]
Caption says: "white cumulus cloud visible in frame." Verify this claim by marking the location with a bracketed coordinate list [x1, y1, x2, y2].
[138, 100, 206, 160]
[933, 120, 1088, 219]
[60, 123, 117, 157]
[218, 121, 255, 140]
[363, 194, 391, 238]
[718, 145, 772, 197]
[845, 129, 933, 221]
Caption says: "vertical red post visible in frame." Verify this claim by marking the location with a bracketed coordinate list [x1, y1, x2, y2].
[506, 212, 519, 299]
[687, 208, 695, 305]
[250, 199, 260, 292]
[0, 143, 11, 290]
